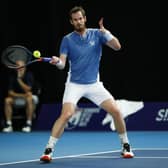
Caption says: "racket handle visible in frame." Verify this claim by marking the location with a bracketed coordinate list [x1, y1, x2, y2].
[42, 57, 52, 62]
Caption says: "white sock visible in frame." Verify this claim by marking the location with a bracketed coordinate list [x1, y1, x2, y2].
[26, 120, 32, 125]
[7, 120, 12, 126]
[46, 136, 58, 149]
[119, 132, 129, 144]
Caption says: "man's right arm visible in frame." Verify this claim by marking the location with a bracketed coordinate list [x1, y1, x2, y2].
[49, 54, 67, 70]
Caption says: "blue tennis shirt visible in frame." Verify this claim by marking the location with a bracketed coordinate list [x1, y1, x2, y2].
[60, 28, 109, 84]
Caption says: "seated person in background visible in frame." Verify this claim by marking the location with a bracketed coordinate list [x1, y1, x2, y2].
[2, 60, 35, 133]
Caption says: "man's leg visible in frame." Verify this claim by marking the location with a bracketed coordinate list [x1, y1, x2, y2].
[40, 102, 76, 162]
[100, 99, 134, 158]
[2, 97, 14, 132]
[22, 92, 34, 132]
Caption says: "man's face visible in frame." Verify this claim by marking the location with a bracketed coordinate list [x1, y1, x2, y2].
[70, 11, 86, 32]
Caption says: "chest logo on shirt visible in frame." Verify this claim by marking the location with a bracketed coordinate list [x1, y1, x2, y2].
[89, 41, 95, 46]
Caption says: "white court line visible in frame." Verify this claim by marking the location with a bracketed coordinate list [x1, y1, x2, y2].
[0, 148, 168, 166]
[134, 148, 168, 150]
[0, 150, 121, 166]
[77, 156, 168, 159]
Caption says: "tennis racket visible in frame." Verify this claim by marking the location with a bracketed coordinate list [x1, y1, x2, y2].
[1, 45, 51, 69]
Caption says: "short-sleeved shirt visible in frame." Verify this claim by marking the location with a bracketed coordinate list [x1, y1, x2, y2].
[60, 28, 109, 84]
[8, 71, 34, 93]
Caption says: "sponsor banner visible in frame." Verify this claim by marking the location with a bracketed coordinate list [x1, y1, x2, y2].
[126, 102, 168, 130]
[35, 101, 168, 131]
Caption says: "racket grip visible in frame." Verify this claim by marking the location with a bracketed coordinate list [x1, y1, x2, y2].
[42, 57, 52, 62]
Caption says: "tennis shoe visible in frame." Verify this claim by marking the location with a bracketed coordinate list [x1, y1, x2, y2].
[22, 124, 31, 133]
[40, 148, 53, 162]
[2, 125, 13, 133]
[121, 143, 134, 158]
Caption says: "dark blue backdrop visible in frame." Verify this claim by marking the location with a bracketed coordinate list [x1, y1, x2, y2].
[35, 102, 168, 131]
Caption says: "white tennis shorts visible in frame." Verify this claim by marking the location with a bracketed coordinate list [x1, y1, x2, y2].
[63, 81, 114, 106]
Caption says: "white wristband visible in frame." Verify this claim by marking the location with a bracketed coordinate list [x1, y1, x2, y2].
[103, 31, 114, 41]
[55, 59, 64, 69]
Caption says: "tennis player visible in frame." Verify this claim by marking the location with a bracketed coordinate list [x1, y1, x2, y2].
[40, 6, 134, 162]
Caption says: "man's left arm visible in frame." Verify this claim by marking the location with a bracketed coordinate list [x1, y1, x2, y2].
[99, 17, 121, 50]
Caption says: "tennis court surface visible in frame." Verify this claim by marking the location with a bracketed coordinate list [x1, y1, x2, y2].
[0, 131, 168, 168]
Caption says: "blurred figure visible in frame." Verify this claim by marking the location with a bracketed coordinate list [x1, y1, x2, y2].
[2, 60, 35, 133]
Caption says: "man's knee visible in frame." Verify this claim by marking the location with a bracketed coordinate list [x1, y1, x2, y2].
[5, 97, 13, 105]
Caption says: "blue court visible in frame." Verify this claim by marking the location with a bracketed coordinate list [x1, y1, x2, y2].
[0, 131, 168, 168]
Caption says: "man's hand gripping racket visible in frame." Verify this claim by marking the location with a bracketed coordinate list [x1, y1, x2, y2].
[1, 45, 53, 69]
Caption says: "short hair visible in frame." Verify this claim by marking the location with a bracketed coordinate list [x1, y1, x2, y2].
[69, 6, 86, 19]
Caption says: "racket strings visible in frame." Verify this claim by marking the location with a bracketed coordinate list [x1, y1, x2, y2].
[1, 45, 50, 70]
[1, 45, 33, 69]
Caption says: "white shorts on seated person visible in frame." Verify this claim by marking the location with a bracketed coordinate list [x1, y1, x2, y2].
[13, 95, 39, 107]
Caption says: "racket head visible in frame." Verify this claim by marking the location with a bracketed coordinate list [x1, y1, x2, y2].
[1, 45, 33, 68]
